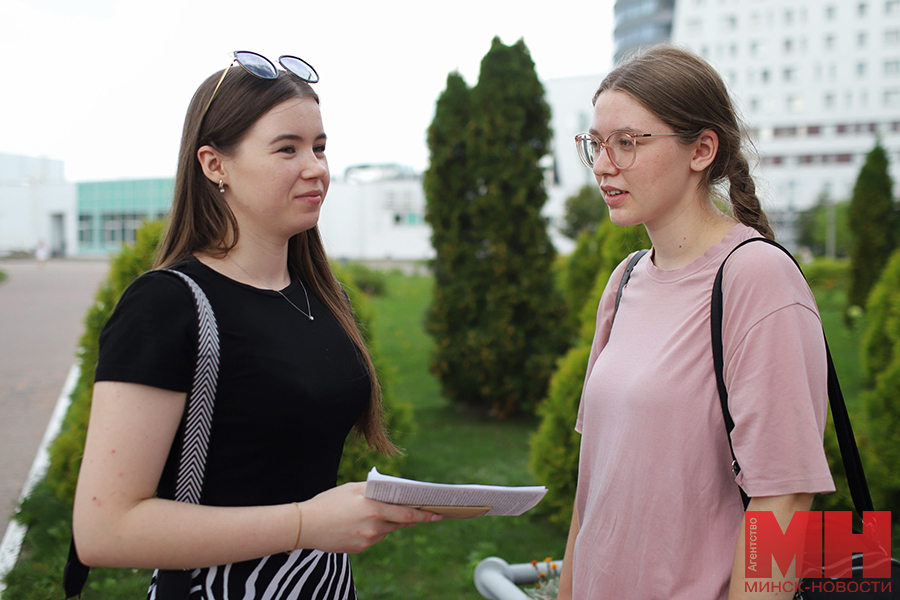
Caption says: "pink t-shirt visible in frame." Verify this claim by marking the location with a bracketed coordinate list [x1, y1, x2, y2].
[573, 224, 835, 599]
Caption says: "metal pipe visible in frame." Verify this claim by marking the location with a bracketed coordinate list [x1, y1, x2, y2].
[474, 557, 564, 600]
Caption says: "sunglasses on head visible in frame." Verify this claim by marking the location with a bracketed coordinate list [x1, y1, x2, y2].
[202, 51, 319, 119]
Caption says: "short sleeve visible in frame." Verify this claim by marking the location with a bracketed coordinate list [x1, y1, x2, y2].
[95, 270, 197, 392]
[722, 244, 835, 497]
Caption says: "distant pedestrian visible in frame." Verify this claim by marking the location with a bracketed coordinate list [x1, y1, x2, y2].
[35, 241, 49, 267]
[72, 51, 440, 600]
[558, 45, 834, 600]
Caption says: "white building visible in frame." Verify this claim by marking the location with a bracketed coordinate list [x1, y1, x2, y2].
[670, 0, 900, 211]
[318, 169, 433, 262]
[0, 152, 77, 257]
[0, 77, 610, 263]
[544, 74, 610, 254]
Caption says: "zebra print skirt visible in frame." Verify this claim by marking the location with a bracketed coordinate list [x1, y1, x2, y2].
[146, 549, 357, 600]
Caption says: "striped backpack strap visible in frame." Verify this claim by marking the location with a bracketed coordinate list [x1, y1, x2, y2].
[162, 269, 220, 505]
[64, 269, 220, 599]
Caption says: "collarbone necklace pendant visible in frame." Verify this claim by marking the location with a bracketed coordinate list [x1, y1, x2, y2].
[227, 255, 314, 321]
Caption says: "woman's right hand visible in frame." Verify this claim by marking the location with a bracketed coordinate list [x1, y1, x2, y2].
[296, 482, 442, 554]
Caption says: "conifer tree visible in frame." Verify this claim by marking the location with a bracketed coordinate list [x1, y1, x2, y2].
[847, 142, 895, 310]
[425, 38, 568, 416]
[860, 248, 900, 555]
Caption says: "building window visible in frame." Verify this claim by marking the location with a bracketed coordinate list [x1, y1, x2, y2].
[825, 34, 836, 50]
[857, 61, 868, 76]
[783, 67, 797, 82]
[826, 5, 836, 19]
[886, 59, 900, 75]
[887, 29, 900, 45]
[807, 125, 823, 135]
[885, 89, 900, 106]
[859, 2, 869, 16]
[858, 32, 868, 46]
[761, 69, 770, 83]
[393, 212, 424, 226]
[785, 9, 794, 24]
[824, 92, 836, 108]
[101, 213, 146, 245]
[788, 95, 805, 112]
[888, 0, 900, 14]
[774, 127, 799, 137]
[78, 215, 93, 245]
[784, 38, 794, 53]
[749, 97, 759, 112]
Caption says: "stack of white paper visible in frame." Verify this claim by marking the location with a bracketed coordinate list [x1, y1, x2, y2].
[364, 468, 547, 518]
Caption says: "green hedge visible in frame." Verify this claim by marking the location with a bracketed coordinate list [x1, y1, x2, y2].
[859, 248, 900, 555]
[530, 221, 650, 526]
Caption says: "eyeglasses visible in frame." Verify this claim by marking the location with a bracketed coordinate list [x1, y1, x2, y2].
[202, 51, 320, 119]
[574, 131, 679, 170]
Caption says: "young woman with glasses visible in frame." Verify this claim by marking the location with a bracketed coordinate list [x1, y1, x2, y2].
[72, 52, 441, 599]
[559, 45, 834, 599]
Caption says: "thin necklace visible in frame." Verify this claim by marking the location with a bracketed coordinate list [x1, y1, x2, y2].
[227, 255, 314, 321]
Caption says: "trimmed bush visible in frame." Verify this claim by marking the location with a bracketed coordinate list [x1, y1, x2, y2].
[530, 220, 649, 526]
[847, 142, 896, 312]
[859, 248, 900, 554]
[425, 38, 569, 417]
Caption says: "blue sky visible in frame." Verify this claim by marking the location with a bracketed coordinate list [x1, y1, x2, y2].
[1, 0, 614, 182]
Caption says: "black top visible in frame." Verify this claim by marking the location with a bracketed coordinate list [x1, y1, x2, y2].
[96, 257, 370, 507]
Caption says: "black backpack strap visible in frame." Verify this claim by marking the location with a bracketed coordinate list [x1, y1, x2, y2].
[64, 270, 220, 599]
[711, 237, 873, 514]
[612, 249, 650, 324]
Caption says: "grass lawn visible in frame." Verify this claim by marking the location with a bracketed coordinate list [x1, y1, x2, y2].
[352, 272, 566, 599]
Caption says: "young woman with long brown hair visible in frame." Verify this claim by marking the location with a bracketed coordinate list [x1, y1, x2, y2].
[72, 51, 440, 599]
[559, 45, 834, 599]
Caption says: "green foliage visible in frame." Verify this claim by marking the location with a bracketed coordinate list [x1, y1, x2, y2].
[847, 142, 896, 311]
[561, 228, 604, 333]
[561, 184, 606, 240]
[46, 220, 166, 503]
[424, 37, 569, 417]
[339, 262, 388, 296]
[858, 248, 900, 554]
[800, 257, 850, 291]
[331, 261, 412, 482]
[795, 195, 851, 258]
[530, 220, 649, 525]
[861, 249, 900, 382]
[529, 343, 590, 527]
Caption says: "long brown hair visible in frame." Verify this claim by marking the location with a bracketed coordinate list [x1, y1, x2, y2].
[155, 65, 398, 455]
[595, 45, 774, 239]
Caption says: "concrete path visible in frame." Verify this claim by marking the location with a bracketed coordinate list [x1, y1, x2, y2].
[0, 258, 110, 548]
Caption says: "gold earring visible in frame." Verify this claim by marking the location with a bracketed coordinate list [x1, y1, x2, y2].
[219, 180, 226, 194]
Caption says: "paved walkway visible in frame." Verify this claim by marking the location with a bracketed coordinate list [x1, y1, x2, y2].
[0, 258, 110, 546]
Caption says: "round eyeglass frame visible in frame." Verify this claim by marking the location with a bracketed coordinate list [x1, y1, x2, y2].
[574, 131, 680, 170]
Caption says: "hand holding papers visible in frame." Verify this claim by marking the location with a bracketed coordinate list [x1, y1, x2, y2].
[364, 468, 547, 519]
